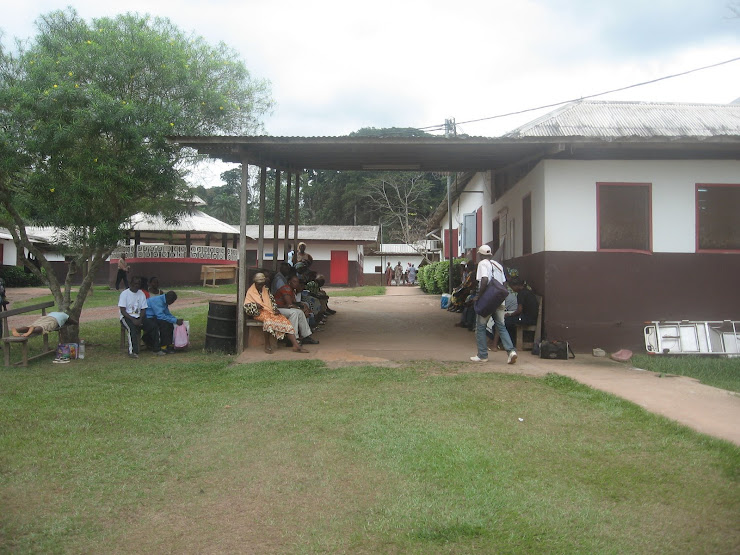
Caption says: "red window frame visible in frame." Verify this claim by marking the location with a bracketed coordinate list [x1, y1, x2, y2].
[596, 182, 652, 253]
[696, 183, 740, 253]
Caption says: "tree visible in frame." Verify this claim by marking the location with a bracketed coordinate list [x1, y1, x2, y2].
[0, 9, 272, 342]
[364, 172, 443, 262]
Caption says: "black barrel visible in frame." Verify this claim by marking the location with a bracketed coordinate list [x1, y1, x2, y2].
[205, 301, 237, 354]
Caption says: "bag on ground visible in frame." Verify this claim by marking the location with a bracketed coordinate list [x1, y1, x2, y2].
[173, 321, 190, 349]
[539, 340, 575, 360]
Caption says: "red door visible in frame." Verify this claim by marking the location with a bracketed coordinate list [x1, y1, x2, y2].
[330, 250, 349, 285]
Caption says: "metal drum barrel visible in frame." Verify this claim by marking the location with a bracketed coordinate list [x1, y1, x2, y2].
[205, 301, 237, 354]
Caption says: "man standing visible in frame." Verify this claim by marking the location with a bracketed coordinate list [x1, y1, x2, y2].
[115, 254, 130, 290]
[385, 262, 393, 286]
[470, 245, 517, 364]
[119, 277, 148, 358]
[394, 262, 403, 286]
[408, 263, 417, 285]
[145, 291, 183, 355]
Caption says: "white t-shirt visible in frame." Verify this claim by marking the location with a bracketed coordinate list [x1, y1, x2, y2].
[476, 259, 506, 285]
[118, 289, 148, 320]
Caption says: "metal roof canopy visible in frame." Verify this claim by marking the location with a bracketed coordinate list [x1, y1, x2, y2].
[169, 135, 740, 172]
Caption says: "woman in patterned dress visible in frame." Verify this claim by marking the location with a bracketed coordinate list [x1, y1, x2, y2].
[244, 273, 308, 354]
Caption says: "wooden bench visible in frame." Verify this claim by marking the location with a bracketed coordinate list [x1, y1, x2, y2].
[245, 319, 277, 350]
[0, 301, 57, 367]
[200, 265, 238, 287]
[516, 295, 543, 351]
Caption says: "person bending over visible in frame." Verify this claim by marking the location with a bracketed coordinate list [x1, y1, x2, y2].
[145, 290, 183, 355]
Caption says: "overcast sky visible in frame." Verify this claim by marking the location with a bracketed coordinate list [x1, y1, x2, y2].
[3, 0, 740, 186]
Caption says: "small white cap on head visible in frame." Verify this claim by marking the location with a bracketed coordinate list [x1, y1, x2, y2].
[477, 245, 492, 255]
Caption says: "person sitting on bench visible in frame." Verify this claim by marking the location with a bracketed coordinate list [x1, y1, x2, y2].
[119, 277, 148, 358]
[144, 291, 182, 355]
[244, 272, 308, 354]
[504, 276, 539, 346]
[12, 312, 78, 337]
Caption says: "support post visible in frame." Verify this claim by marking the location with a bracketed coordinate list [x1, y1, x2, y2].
[258, 166, 266, 268]
[272, 169, 281, 272]
[293, 172, 300, 252]
[284, 172, 292, 261]
[237, 161, 249, 354]
[446, 118, 455, 294]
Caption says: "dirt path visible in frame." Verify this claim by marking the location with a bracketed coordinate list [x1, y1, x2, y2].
[237, 285, 740, 446]
[6, 286, 739, 446]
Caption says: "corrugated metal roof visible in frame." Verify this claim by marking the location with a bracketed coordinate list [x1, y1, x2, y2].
[505, 100, 740, 138]
[129, 210, 238, 234]
[244, 225, 379, 242]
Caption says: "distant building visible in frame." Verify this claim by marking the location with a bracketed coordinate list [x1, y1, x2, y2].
[244, 225, 379, 287]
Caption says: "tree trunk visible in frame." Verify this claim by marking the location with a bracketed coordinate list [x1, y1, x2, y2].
[59, 305, 83, 344]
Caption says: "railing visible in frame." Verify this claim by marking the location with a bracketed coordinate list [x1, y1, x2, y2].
[112, 245, 239, 261]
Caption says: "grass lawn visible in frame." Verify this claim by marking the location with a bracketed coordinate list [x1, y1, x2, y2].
[632, 354, 740, 393]
[1, 311, 738, 553]
[10, 282, 380, 312]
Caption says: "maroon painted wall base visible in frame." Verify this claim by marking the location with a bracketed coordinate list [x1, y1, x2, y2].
[505, 251, 740, 353]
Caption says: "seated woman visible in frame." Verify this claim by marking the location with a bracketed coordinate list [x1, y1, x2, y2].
[243, 272, 308, 354]
[12, 311, 78, 337]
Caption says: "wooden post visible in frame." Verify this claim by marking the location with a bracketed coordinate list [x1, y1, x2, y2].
[237, 161, 249, 354]
[293, 172, 300, 252]
[272, 169, 281, 272]
[258, 166, 266, 268]
[284, 172, 291, 261]
[185, 231, 191, 257]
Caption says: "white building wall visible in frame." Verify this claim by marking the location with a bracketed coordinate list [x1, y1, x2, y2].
[259, 241, 360, 262]
[542, 159, 740, 253]
[441, 173, 489, 258]
[1, 239, 17, 265]
[488, 164, 546, 258]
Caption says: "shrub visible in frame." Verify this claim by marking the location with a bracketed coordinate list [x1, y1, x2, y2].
[0, 265, 46, 287]
[418, 264, 431, 293]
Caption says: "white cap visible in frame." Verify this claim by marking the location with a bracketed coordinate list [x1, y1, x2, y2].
[477, 245, 492, 255]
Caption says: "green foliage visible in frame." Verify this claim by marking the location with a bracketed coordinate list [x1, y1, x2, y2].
[417, 259, 466, 294]
[0, 8, 272, 328]
[434, 260, 450, 293]
[0, 265, 46, 287]
[298, 128, 446, 235]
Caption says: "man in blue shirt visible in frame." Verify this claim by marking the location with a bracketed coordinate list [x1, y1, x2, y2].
[144, 291, 183, 355]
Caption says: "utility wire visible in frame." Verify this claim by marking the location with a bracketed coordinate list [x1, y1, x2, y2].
[417, 55, 740, 132]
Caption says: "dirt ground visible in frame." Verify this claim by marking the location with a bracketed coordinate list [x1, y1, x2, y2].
[237, 285, 740, 447]
[6, 285, 740, 446]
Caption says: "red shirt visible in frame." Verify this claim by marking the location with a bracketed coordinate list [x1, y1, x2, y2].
[275, 284, 296, 308]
